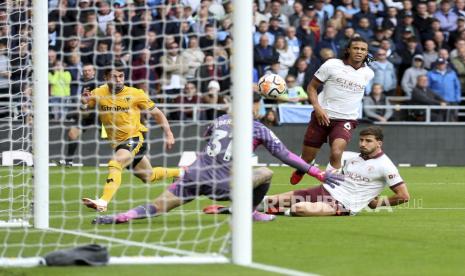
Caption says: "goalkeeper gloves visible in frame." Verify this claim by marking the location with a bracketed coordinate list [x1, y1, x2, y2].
[307, 166, 344, 188]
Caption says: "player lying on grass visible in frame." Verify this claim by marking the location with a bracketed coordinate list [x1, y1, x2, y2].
[92, 114, 344, 224]
[80, 61, 182, 212]
[260, 126, 410, 216]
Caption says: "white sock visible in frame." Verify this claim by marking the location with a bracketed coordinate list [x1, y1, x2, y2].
[284, 209, 291, 216]
[326, 163, 341, 173]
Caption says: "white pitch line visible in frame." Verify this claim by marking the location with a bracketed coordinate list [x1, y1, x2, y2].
[246, 262, 319, 276]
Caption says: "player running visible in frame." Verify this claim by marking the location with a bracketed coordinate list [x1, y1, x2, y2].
[92, 114, 344, 224]
[290, 37, 375, 184]
[262, 127, 410, 216]
[80, 61, 182, 212]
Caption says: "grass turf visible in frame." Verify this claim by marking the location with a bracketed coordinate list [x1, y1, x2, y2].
[1, 166, 465, 275]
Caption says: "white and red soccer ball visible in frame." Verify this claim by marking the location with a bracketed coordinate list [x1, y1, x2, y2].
[257, 74, 287, 99]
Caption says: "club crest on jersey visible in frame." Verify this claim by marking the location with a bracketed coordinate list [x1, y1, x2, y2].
[125, 97, 131, 102]
[344, 122, 352, 130]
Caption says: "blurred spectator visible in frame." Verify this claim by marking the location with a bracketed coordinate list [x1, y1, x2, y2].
[49, 60, 72, 120]
[337, 0, 360, 21]
[435, 0, 458, 35]
[314, 0, 330, 32]
[401, 55, 428, 98]
[296, 16, 316, 49]
[363, 83, 393, 122]
[317, 26, 341, 58]
[285, 26, 301, 58]
[196, 53, 225, 94]
[369, 0, 385, 19]
[254, 20, 275, 46]
[380, 39, 401, 67]
[254, 34, 279, 77]
[355, 17, 374, 41]
[368, 48, 397, 95]
[338, 26, 355, 51]
[449, 39, 465, 59]
[331, 10, 348, 31]
[199, 24, 216, 50]
[175, 82, 201, 120]
[274, 36, 297, 78]
[454, 0, 465, 16]
[0, 39, 9, 119]
[398, 37, 423, 80]
[451, 47, 465, 96]
[413, 2, 433, 41]
[132, 48, 157, 93]
[427, 58, 461, 121]
[182, 36, 205, 79]
[433, 30, 450, 50]
[323, 0, 335, 18]
[97, 0, 115, 33]
[319, 48, 335, 62]
[277, 75, 308, 104]
[192, 2, 215, 34]
[269, 16, 286, 37]
[394, 13, 420, 42]
[264, 60, 281, 77]
[409, 75, 447, 121]
[369, 27, 386, 53]
[300, 45, 320, 69]
[422, 40, 439, 69]
[352, 0, 376, 30]
[95, 40, 112, 81]
[289, 1, 305, 28]
[427, 0, 438, 16]
[449, 17, 465, 47]
[202, 80, 226, 120]
[160, 42, 189, 101]
[265, 0, 289, 29]
[381, 7, 399, 30]
[398, 0, 413, 19]
[288, 57, 314, 89]
[261, 109, 279, 127]
[253, 2, 268, 27]
[438, 48, 457, 71]
[66, 52, 82, 99]
[304, 5, 322, 42]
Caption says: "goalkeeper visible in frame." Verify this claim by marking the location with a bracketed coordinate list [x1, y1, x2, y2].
[92, 114, 344, 224]
[81, 61, 182, 212]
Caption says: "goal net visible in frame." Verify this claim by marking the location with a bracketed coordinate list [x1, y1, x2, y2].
[0, 0, 252, 266]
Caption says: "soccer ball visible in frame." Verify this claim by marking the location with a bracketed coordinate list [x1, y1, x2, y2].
[257, 74, 287, 99]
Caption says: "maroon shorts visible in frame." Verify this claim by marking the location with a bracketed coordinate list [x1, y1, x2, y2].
[303, 112, 357, 148]
[293, 185, 350, 216]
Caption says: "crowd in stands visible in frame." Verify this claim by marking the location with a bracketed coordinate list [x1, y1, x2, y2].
[1, 0, 465, 123]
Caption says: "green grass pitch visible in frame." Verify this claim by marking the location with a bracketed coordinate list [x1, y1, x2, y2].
[1, 166, 465, 276]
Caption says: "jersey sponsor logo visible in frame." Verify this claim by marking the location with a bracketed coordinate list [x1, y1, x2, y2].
[100, 105, 129, 112]
[346, 171, 370, 182]
[335, 78, 366, 92]
[388, 174, 398, 179]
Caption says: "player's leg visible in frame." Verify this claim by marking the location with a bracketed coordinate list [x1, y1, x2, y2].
[204, 168, 276, 221]
[132, 156, 182, 183]
[328, 120, 357, 170]
[290, 201, 337, 216]
[328, 138, 347, 170]
[82, 148, 134, 211]
[290, 114, 328, 184]
[64, 126, 81, 165]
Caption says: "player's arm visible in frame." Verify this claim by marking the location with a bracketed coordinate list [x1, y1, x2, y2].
[80, 88, 96, 110]
[368, 183, 410, 209]
[307, 77, 330, 126]
[148, 106, 175, 150]
[257, 125, 343, 186]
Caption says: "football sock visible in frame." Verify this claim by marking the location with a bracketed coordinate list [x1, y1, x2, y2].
[124, 204, 158, 220]
[100, 160, 123, 203]
[252, 182, 270, 209]
[284, 209, 292, 216]
[151, 167, 181, 182]
[65, 141, 78, 163]
[326, 163, 341, 172]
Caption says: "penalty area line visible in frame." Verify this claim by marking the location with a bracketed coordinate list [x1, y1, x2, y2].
[245, 262, 319, 276]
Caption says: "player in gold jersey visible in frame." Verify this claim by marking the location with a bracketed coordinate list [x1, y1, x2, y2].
[80, 61, 181, 212]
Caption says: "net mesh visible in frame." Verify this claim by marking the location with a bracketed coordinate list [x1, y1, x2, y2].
[0, 0, 233, 262]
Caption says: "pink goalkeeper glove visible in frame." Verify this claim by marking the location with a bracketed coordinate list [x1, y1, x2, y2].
[307, 166, 344, 188]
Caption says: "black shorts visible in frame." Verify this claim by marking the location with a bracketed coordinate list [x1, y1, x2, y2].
[114, 134, 148, 168]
